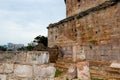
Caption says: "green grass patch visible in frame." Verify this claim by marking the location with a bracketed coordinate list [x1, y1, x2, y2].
[55, 69, 62, 77]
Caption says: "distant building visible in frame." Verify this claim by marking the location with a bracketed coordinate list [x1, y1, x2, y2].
[7, 43, 24, 51]
[3, 45, 7, 49]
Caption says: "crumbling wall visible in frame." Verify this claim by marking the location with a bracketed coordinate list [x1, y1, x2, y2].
[0, 51, 56, 80]
[48, 0, 120, 79]
[48, 1, 120, 61]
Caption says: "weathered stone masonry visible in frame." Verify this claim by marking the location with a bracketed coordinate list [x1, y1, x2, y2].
[48, 0, 120, 62]
[48, 0, 120, 79]
[65, 0, 107, 17]
[0, 51, 56, 80]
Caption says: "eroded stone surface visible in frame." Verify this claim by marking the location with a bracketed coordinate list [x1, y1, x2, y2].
[4, 63, 14, 73]
[77, 62, 90, 80]
[0, 74, 6, 80]
[110, 63, 120, 68]
[0, 63, 4, 73]
[14, 64, 33, 78]
[66, 0, 107, 17]
[26, 51, 49, 64]
[34, 65, 56, 78]
[67, 64, 77, 80]
[48, 1, 120, 62]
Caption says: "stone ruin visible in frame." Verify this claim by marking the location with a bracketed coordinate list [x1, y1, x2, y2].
[47, 0, 120, 79]
[0, 51, 56, 80]
[0, 0, 120, 80]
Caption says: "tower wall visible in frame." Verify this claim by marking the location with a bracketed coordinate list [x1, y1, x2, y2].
[66, 0, 107, 17]
[48, 1, 120, 60]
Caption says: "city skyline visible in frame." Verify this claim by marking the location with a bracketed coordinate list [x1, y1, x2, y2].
[0, 0, 66, 45]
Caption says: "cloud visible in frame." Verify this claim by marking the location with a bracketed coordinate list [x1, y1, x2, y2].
[0, 20, 47, 45]
[0, 0, 66, 45]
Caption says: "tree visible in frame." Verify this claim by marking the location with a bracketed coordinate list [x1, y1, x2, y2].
[17, 47, 25, 51]
[33, 35, 48, 47]
[0, 46, 7, 51]
[25, 42, 36, 51]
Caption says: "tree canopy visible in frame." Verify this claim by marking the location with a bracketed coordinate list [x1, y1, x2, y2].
[33, 35, 48, 47]
[0, 46, 7, 51]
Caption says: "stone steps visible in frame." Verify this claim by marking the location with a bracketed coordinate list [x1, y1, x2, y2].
[89, 60, 120, 79]
[57, 58, 73, 63]
[55, 61, 68, 71]
[55, 58, 73, 71]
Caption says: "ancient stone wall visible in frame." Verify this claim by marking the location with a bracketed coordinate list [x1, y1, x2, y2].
[48, 1, 120, 61]
[66, 0, 107, 17]
[47, 0, 120, 79]
[0, 51, 56, 80]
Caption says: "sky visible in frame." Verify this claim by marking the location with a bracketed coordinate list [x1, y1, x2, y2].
[0, 0, 66, 45]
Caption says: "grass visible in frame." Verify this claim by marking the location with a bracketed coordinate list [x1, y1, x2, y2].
[66, 78, 69, 80]
[55, 69, 62, 77]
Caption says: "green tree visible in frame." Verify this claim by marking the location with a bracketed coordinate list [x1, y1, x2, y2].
[33, 35, 48, 47]
[0, 46, 7, 51]
[17, 47, 25, 51]
[26, 42, 36, 51]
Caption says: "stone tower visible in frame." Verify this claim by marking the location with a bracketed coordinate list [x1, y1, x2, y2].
[47, 0, 120, 78]
[48, 0, 120, 60]
[65, 0, 109, 17]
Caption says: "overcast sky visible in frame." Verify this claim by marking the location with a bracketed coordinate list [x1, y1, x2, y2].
[0, 0, 66, 45]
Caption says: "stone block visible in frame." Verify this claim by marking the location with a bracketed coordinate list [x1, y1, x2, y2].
[77, 61, 91, 80]
[16, 52, 27, 62]
[14, 77, 32, 80]
[7, 74, 15, 80]
[26, 51, 49, 65]
[67, 64, 77, 80]
[14, 64, 33, 78]
[34, 77, 54, 80]
[0, 74, 7, 80]
[76, 47, 86, 61]
[33, 65, 56, 78]
[112, 44, 120, 50]
[33, 65, 42, 77]
[0, 63, 4, 73]
[110, 63, 120, 68]
[4, 63, 14, 73]
[0, 53, 4, 60]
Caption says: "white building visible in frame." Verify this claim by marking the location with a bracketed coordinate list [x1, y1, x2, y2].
[7, 43, 24, 51]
